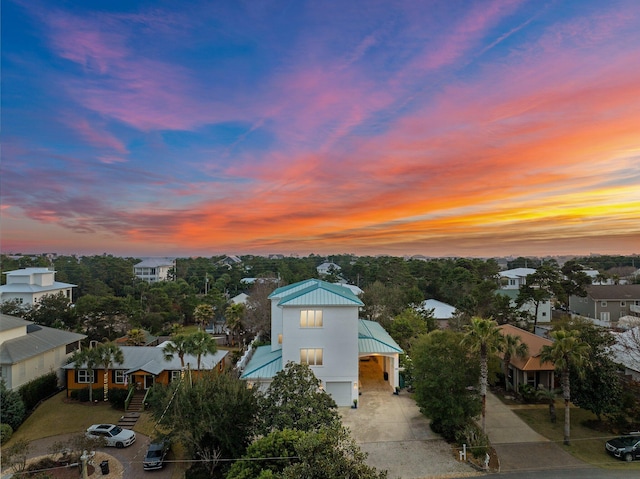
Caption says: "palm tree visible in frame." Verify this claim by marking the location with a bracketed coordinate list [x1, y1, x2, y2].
[461, 317, 505, 433]
[162, 333, 192, 369]
[225, 303, 245, 346]
[540, 329, 590, 445]
[71, 347, 100, 402]
[193, 304, 215, 330]
[93, 342, 124, 402]
[188, 330, 218, 370]
[126, 328, 146, 346]
[536, 386, 561, 423]
[502, 334, 529, 391]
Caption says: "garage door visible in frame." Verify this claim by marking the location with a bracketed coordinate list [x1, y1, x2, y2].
[325, 381, 352, 406]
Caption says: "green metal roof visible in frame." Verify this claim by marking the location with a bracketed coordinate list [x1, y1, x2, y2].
[240, 345, 282, 379]
[358, 319, 403, 354]
[270, 279, 363, 307]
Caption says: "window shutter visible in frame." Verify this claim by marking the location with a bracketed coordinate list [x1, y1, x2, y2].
[75, 370, 79, 383]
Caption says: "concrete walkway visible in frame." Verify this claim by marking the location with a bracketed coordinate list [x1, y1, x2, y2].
[484, 391, 587, 473]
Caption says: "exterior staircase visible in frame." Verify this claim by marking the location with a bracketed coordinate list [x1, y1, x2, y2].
[118, 391, 145, 429]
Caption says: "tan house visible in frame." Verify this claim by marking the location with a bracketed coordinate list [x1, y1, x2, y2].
[0, 314, 85, 390]
[498, 324, 555, 392]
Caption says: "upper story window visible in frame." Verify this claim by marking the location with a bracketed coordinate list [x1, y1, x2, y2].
[601, 301, 607, 307]
[300, 310, 323, 328]
[300, 348, 323, 366]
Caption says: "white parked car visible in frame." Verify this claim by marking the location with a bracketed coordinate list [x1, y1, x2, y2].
[86, 424, 136, 448]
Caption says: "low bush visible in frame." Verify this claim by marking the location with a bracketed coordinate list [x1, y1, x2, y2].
[69, 387, 102, 402]
[18, 372, 59, 411]
[0, 423, 13, 444]
[108, 388, 129, 409]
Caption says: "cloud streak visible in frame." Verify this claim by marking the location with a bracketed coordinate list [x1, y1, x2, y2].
[1, 0, 639, 257]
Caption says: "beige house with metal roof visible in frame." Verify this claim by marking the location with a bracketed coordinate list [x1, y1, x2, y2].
[0, 314, 86, 390]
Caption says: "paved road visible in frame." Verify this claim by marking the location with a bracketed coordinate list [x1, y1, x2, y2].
[23, 431, 175, 478]
[452, 467, 639, 479]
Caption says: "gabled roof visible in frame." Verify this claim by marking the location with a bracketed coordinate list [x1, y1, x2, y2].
[0, 314, 28, 333]
[420, 299, 456, 319]
[240, 345, 282, 379]
[498, 324, 554, 371]
[63, 344, 228, 373]
[499, 268, 536, 279]
[134, 257, 175, 268]
[358, 320, 403, 354]
[0, 316, 86, 364]
[269, 279, 363, 307]
[585, 284, 640, 300]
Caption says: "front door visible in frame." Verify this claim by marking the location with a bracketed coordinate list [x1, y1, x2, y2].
[144, 375, 155, 389]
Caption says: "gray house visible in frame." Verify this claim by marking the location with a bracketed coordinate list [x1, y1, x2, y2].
[569, 284, 640, 323]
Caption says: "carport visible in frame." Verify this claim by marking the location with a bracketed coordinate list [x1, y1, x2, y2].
[358, 320, 403, 393]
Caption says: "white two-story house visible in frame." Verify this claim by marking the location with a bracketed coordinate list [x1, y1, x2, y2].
[497, 267, 552, 324]
[0, 268, 76, 306]
[133, 258, 175, 283]
[240, 279, 402, 406]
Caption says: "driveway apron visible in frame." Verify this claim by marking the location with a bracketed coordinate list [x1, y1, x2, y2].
[484, 391, 587, 473]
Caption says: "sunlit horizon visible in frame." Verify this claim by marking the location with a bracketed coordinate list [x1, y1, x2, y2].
[2, 1, 639, 258]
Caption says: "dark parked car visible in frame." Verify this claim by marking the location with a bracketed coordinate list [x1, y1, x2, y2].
[143, 439, 170, 470]
[605, 434, 640, 462]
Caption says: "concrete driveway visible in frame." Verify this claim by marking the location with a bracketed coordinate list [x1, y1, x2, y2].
[484, 391, 586, 473]
[340, 360, 480, 479]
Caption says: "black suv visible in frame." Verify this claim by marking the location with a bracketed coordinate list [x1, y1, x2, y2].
[605, 434, 640, 462]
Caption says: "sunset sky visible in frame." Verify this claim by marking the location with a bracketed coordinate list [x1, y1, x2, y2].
[2, 0, 639, 258]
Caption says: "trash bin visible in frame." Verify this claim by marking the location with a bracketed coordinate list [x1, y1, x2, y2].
[100, 460, 109, 475]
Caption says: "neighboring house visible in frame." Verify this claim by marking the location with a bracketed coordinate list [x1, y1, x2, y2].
[133, 258, 175, 283]
[0, 314, 85, 390]
[240, 279, 402, 406]
[114, 329, 160, 347]
[333, 281, 363, 296]
[316, 262, 341, 276]
[217, 255, 243, 268]
[498, 324, 555, 392]
[64, 343, 228, 396]
[0, 268, 76, 306]
[230, 293, 249, 305]
[569, 285, 640, 323]
[611, 327, 640, 382]
[495, 288, 552, 324]
[497, 267, 551, 323]
[498, 268, 537, 289]
[419, 299, 456, 329]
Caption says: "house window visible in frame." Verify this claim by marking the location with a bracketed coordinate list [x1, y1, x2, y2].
[278, 334, 282, 344]
[620, 301, 626, 307]
[114, 370, 125, 384]
[601, 301, 607, 307]
[300, 310, 323, 328]
[77, 369, 94, 383]
[170, 371, 181, 382]
[600, 312, 610, 322]
[300, 348, 323, 366]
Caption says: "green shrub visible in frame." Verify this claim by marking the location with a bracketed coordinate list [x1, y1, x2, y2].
[455, 422, 489, 459]
[69, 387, 101, 402]
[519, 384, 538, 403]
[0, 423, 13, 444]
[18, 372, 59, 411]
[108, 388, 129, 409]
[0, 380, 26, 430]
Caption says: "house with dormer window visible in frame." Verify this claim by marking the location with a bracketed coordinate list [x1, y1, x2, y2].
[239, 279, 402, 406]
[0, 268, 76, 306]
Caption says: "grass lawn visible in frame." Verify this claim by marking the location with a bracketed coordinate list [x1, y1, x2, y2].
[512, 406, 640, 470]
